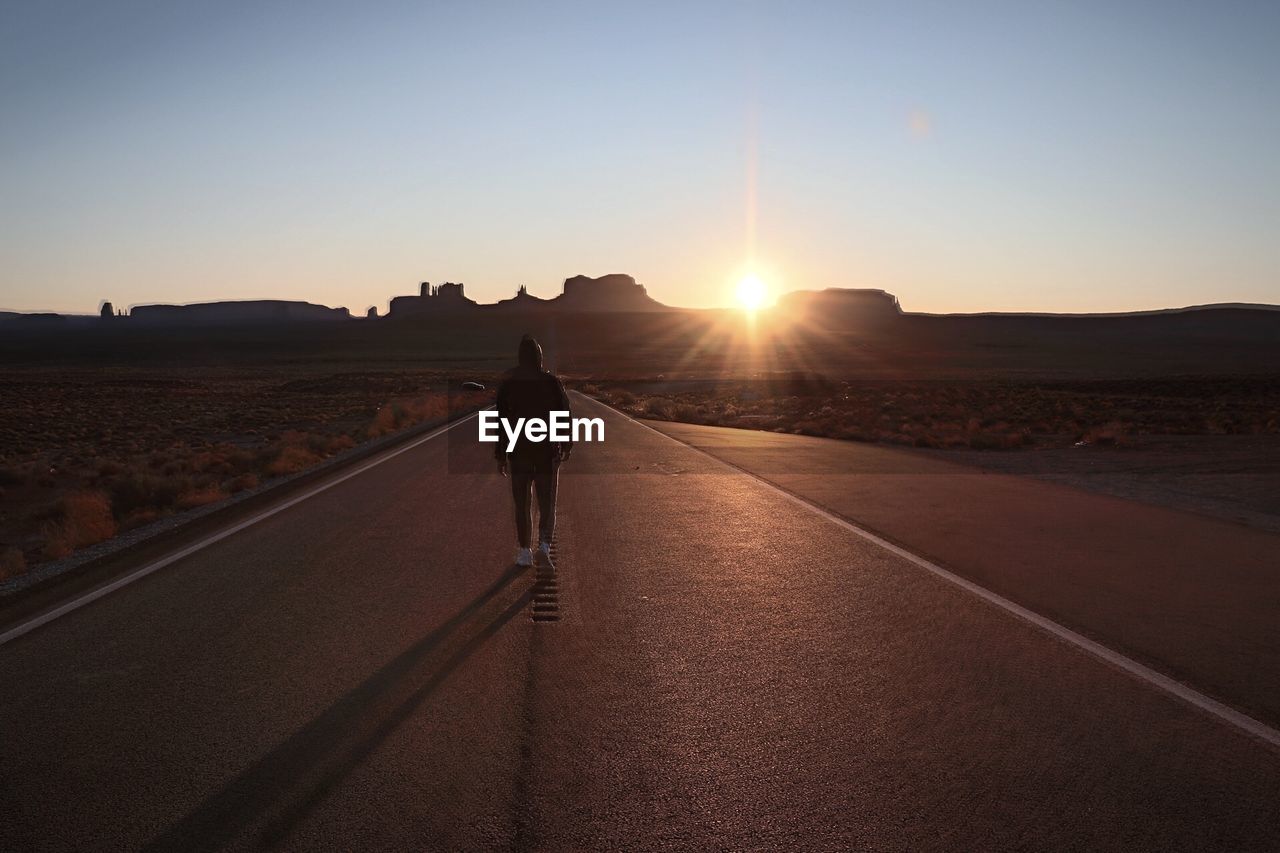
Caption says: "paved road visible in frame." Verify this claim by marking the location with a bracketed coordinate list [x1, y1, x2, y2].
[649, 419, 1280, 728]
[2, 394, 1278, 851]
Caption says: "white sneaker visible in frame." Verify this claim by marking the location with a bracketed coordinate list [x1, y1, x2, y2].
[536, 541, 554, 568]
[515, 547, 533, 567]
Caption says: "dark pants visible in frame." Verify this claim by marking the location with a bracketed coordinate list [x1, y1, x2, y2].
[509, 453, 558, 548]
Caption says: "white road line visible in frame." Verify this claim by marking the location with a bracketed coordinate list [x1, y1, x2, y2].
[579, 393, 1280, 751]
[0, 410, 486, 648]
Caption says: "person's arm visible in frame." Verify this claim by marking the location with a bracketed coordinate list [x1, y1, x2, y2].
[555, 376, 573, 459]
[494, 379, 509, 469]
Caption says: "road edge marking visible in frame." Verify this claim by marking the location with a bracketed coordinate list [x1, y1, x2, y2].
[577, 393, 1280, 752]
[0, 410, 486, 648]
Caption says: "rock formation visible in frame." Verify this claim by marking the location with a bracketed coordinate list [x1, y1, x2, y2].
[129, 300, 352, 325]
[390, 273, 670, 317]
[491, 284, 552, 312]
[776, 288, 902, 328]
[388, 281, 478, 317]
[552, 273, 667, 312]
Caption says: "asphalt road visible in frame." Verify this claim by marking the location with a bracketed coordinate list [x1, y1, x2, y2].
[2, 393, 1278, 851]
[649, 419, 1280, 728]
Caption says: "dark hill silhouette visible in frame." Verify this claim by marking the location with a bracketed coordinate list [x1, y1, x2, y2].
[549, 273, 668, 312]
[10, 312, 70, 325]
[129, 300, 350, 325]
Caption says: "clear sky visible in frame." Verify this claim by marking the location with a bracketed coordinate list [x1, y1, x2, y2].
[2, 1, 1278, 314]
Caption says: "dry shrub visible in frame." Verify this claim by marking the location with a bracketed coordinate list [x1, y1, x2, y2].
[368, 406, 398, 437]
[671, 403, 705, 422]
[413, 396, 448, 421]
[0, 547, 26, 580]
[120, 508, 161, 531]
[64, 491, 116, 544]
[367, 395, 449, 438]
[191, 450, 232, 476]
[96, 460, 124, 478]
[267, 445, 322, 476]
[404, 395, 447, 424]
[644, 398, 674, 419]
[42, 490, 116, 559]
[226, 448, 255, 471]
[228, 472, 259, 493]
[176, 486, 228, 509]
[41, 536, 72, 561]
[280, 430, 322, 452]
[326, 434, 356, 454]
[1082, 421, 1134, 448]
[109, 470, 191, 518]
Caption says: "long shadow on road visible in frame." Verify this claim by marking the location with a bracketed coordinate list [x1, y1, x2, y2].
[143, 562, 533, 853]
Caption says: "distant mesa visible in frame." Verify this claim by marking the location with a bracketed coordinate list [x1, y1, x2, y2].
[777, 288, 903, 327]
[551, 273, 668, 312]
[6, 312, 70, 325]
[386, 273, 669, 318]
[493, 283, 551, 311]
[388, 282, 477, 318]
[130, 300, 351, 325]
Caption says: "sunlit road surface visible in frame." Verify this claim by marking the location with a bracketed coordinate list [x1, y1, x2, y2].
[2, 394, 1278, 851]
[648, 417, 1280, 730]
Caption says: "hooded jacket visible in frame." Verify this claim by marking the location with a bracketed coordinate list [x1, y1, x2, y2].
[494, 336, 572, 460]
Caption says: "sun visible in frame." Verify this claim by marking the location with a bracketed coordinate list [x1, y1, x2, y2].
[735, 275, 768, 311]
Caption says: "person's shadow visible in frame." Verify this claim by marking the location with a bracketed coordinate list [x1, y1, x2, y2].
[143, 562, 533, 852]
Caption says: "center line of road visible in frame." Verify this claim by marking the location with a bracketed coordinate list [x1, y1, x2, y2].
[579, 393, 1280, 752]
[0, 410, 488, 648]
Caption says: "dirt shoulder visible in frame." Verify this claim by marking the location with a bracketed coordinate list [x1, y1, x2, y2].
[919, 434, 1280, 535]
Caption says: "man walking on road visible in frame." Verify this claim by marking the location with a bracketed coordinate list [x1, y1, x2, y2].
[496, 334, 572, 567]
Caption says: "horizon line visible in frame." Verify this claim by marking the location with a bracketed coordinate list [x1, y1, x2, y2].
[4, 294, 1279, 320]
